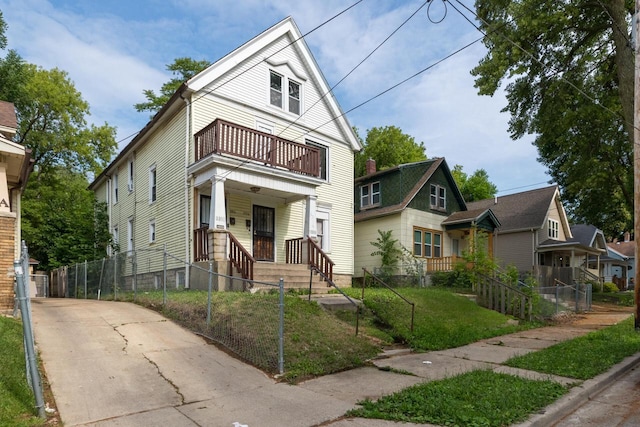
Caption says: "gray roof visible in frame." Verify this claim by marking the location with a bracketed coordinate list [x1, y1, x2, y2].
[467, 185, 557, 232]
[569, 224, 605, 248]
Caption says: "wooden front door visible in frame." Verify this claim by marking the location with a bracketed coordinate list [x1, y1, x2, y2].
[253, 205, 275, 261]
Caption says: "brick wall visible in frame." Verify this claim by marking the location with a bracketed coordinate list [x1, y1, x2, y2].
[0, 215, 16, 311]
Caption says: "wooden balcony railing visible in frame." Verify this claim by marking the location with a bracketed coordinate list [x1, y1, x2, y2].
[425, 255, 460, 272]
[228, 232, 255, 281]
[194, 226, 209, 262]
[194, 119, 320, 177]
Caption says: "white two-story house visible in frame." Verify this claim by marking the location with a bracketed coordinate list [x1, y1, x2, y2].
[90, 17, 361, 290]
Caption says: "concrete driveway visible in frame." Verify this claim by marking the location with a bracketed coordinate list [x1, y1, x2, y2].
[31, 298, 355, 427]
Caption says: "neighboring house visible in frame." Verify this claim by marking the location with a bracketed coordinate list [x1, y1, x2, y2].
[353, 158, 500, 278]
[0, 100, 32, 312]
[605, 232, 635, 290]
[90, 17, 360, 289]
[467, 186, 606, 285]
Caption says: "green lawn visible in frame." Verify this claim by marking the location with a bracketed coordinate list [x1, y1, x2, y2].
[0, 316, 45, 427]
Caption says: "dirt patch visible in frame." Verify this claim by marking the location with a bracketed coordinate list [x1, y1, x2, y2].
[569, 303, 634, 328]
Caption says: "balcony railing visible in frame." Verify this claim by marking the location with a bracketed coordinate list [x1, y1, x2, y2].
[194, 119, 320, 177]
[425, 255, 460, 272]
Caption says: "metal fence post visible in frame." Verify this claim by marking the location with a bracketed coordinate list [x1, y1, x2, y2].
[163, 245, 168, 306]
[113, 255, 118, 300]
[207, 261, 213, 324]
[75, 263, 78, 299]
[279, 278, 284, 375]
[14, 261, 46, 419]
[133, 250, 138, 302]
[84, 260, 88, 299]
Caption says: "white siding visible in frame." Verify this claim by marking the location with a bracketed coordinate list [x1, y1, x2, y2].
[354, 214, 401, 278]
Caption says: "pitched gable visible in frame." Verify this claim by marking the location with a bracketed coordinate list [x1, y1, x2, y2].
[187, 16, 360, 152]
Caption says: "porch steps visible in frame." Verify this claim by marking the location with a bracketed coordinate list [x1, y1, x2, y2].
[251, 262, 330, 293]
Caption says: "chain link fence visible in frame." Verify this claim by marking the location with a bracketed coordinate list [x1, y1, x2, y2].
[50, 248, 286, 374]
[535, 282, 592, 317]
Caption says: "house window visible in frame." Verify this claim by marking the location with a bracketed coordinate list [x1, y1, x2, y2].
[149, 219, 156, 243]
[113, 173, 119, 204]
[430, 184, 446, 210]
[127, 218, 134, 252]
[149, 164, 157, 203]
[200, 195, 211, 228]
[360, 182, 380, 208]
[307, 140, 327, 180]
[269, 70, 301, 115]
[289, 80, 300, 114]
[548, 219, 559, 239]
[128, 159, 134, 192]
[269, 71, 283, 108]
[413, 227, 443, 258]
[316, 206, 330, 251]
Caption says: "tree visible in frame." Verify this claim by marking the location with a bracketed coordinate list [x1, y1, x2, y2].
[452, 165, 497, 202]
[355, 125, 427, 177]
[135, 57, 210, 114]
[21, 168, 113, 270]
[471, 0, 633, 238]
[370, 229, 402, 280]
[0, 10, 7, 49]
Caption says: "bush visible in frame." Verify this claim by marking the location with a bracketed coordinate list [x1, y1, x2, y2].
[430, 269, 473, 289]
[602, 282, 618, 293]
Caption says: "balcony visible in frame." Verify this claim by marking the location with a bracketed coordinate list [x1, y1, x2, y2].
[194, 119, 320, 177]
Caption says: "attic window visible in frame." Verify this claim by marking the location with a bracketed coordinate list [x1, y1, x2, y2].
[430, 184, 446, 210]
[269, 70, 301, 115]
[548, 219, 559, 239]
[360, 182, 380, 208]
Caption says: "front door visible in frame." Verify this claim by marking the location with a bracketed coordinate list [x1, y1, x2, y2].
[253, 205, 275, 261]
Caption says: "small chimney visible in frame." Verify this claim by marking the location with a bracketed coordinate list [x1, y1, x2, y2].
[365, 158, 376, 175]
[624, 231, 631, 242]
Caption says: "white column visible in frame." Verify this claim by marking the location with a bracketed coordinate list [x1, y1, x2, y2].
[0, 163, 10, 213]
[304, 195, 317, 240]
[210, 176, 226, 230]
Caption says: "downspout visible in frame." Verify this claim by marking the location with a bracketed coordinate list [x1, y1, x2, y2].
[182, 92, 191, 288]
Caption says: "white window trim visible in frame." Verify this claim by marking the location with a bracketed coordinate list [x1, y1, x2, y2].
[360, 182, 380, 209]
[113, 173, 119, 205]
[306, 139, 329, 181]
[255, 118, 275, 134]
[317, 206, 331, 252]
[268, 69, 303, 116]
[149, 164, 157, 204]
[127, 217, 134, 253]
[548, 218, 559, 239]
[149, 219, 156, 244]
[430, 184, 446, 211]
[127, 159, 134, 192]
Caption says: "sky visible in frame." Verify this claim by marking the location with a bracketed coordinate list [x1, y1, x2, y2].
[0, 0, 551, 195]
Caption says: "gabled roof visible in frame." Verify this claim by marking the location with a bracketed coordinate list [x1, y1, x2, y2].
[442, 207, 501, 229]
[91, 16, 360, 189]
[467, 185, 570, 235]
[0, 100, 17, 139]
[569, 224, 606, 250]
[608, 240, 635, 258]
[354, 158, 467, 222]
[188, 16, 360, 152]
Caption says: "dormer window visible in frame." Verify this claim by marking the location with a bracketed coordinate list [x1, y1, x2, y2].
[269, 70, 301, 115]
[430, 184, 446, 210]
[360, 182, 380, 208]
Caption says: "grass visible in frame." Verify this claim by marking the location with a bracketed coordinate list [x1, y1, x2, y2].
[0, 316, 46, 427]
[592, 290, 635, 307]
[118, 290, 380, 382]
[341, 287, 536, 350]
[348, 369, 567, 426]
[505, 316, 640, 379]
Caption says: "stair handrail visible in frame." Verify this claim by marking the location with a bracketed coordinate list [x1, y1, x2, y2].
[477, 273, 532, 320]
[228, 232, 255, 281]
[307, 236, 334, 282]
[362, 268, 414, 333]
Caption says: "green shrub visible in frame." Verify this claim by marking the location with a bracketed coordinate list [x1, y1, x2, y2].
[602, 282, 618, 293]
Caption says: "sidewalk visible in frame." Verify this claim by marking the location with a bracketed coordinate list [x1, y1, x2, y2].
[31, 298, 637, 427]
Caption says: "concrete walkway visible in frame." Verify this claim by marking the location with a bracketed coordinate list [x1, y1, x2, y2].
[31, 298, 638, 427]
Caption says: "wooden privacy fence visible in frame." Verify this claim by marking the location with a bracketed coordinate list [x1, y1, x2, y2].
[476, 274, 532, 320]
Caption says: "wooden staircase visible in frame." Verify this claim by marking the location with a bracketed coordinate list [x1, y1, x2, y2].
[250, 262, 330, 293]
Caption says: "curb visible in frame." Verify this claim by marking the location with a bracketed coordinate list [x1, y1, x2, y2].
[513, 352, 640, 426]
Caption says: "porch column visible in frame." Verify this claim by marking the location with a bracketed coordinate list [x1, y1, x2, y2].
[209, 176, 226, 230]
[304, 195, 318, 240]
